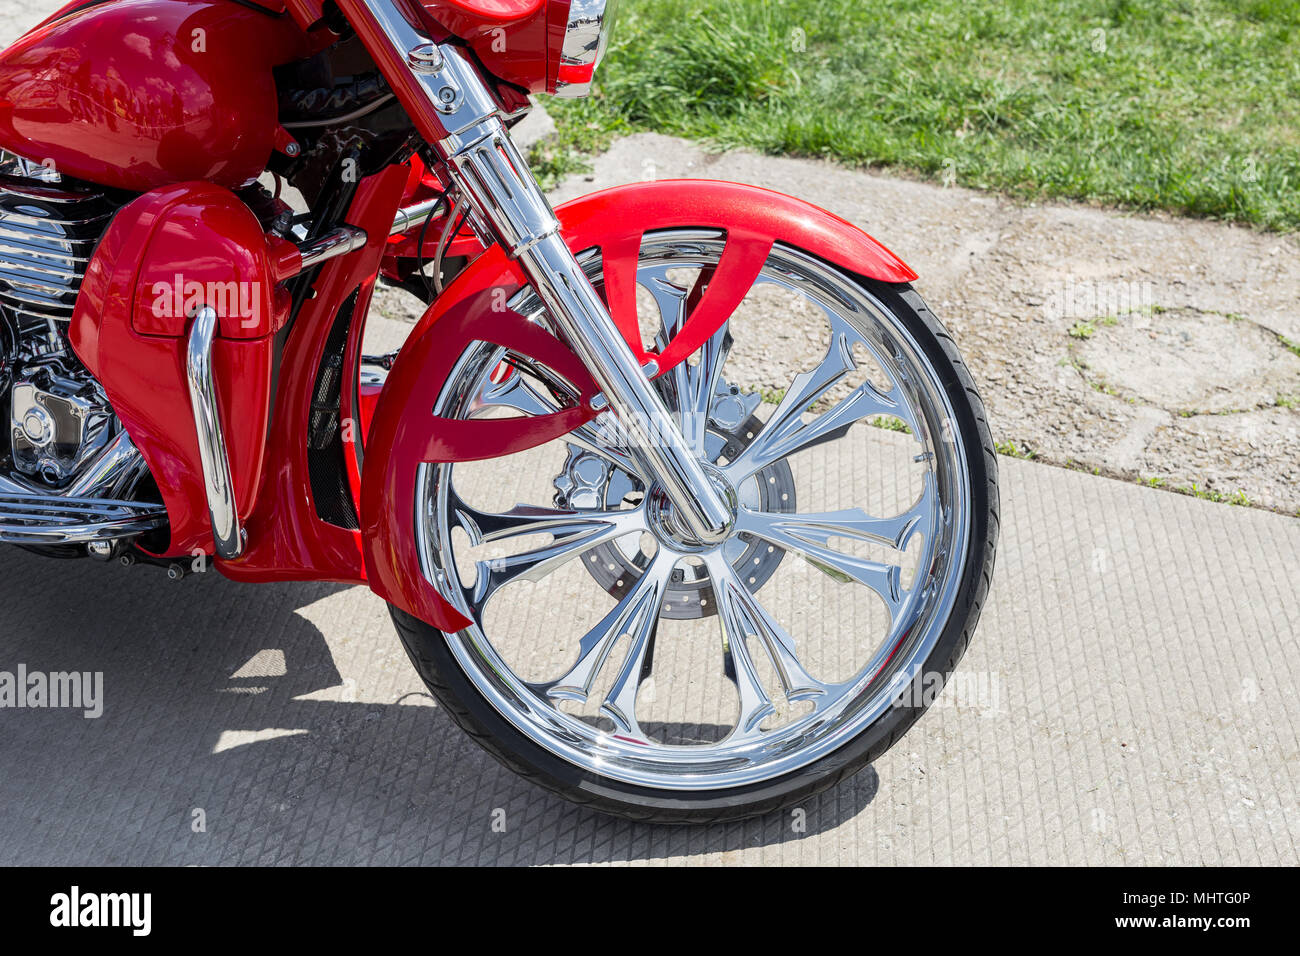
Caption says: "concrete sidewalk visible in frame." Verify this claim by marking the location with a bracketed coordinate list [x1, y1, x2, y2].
[1, 445, 1295, 865]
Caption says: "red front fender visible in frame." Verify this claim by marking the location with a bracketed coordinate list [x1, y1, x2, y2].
[362, 179, 918, 631]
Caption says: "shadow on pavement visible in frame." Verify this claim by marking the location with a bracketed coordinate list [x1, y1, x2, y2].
[0, 546, 877, 865]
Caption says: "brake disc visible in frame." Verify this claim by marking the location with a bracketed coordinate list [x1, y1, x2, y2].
[554, 385, 795, 620]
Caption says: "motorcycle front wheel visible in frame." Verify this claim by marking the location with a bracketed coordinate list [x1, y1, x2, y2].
[390, 232, 998, 823]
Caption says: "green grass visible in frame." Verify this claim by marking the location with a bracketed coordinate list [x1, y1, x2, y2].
[869, 415, 913, 434]
[1143, 476, 1252, 506]
[1171, 482, 1254, 506]
[995, 439, 1037, 459]
[554, 0, 1300, 229]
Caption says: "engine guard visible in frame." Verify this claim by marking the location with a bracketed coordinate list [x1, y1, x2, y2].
[361, 178, 918, 632]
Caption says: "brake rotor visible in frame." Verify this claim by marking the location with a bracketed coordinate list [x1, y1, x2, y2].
[554, 390, 795, 620]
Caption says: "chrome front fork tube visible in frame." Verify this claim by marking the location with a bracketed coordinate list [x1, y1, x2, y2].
[370, 8, 735, 543]
[475, 151, 736, 544]
[512, 231, 736, 544]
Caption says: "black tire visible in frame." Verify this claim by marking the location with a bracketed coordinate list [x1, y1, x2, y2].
[390, 280, 999, 824]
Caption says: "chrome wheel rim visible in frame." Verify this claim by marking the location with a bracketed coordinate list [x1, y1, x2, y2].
[417, 232, 971, 790]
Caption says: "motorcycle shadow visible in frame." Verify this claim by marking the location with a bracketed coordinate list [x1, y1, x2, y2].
[0, 547, 877, 865]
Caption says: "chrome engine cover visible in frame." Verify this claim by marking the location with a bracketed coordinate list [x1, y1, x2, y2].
[0, 156, 163, 548]
[10, 356, 114, 483]
[0, 166, 113, 338]
[0, 161, 121, 488]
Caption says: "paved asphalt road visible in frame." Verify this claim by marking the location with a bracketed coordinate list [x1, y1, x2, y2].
[0, 1, 1296, 866]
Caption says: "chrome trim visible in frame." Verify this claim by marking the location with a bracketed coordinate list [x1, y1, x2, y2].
[367, 0, 734, 543]
[0, 492, 165, 544]
[185, 306, 243, 560]
[64, 430, 151, 499]
[0, 430, 146, 497]
[295, 225, 368, 272]
[555, 0, 618, 98]
[0, 182, 110, 324]
[0, 154, 62, 185]
[443, 124, 559, 256]
[0, 429, 159, 545]
[389, 196, 448, 236]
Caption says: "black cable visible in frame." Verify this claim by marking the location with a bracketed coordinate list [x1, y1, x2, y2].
[417, 205, 436, 303]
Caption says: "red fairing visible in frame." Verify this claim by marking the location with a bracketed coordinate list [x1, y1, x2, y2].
[361, 178, 918, 629]
[411, 0, 570, 95]
[216, 166, 411, 587]
[361, 259, 599, 632]
[0, 0, 309, 193]
[133, 193, 299, 339]
[69, 182, 293, 557]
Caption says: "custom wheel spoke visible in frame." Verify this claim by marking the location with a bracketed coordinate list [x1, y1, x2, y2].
[672, 320, 731, 459]
[703, 551, 830, 741]
[597, 550, 678, 737]
[728, 321, 911, 480]
[734, 504, 910, 622]
[453, 491, 646, 607]
[742, 471, 936, 553]
[532, 549, 678, 737]
[641, 265, 733, 457]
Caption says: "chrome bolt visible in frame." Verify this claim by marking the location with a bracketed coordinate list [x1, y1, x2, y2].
[408, 43, 444, 74]
[432, 84, 462, 113]
[589, 360, 661, 413]
[86, 540, 113, 560]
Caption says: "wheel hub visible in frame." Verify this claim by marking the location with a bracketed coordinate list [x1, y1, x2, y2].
[645, 464, 737, 553]
[552, 397, 795, 620]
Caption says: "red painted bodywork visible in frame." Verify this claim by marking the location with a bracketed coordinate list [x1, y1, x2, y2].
[215, 166, 410, 584]
[362, 179, 918, 630]
[0, 0, 308, 193]
[329, 0, 570, 115]
[69, 182, 295, 556]
[411, 0, 570, 95]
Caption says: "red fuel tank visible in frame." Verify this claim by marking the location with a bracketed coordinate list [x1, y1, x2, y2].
[0, 0, 310, 193]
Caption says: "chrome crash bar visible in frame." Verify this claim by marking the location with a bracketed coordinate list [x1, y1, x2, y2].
[185, 305, 243, 560]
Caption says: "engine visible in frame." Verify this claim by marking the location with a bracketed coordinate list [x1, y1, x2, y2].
[0, 155, 170, 557]
[0, 156, 122, 488]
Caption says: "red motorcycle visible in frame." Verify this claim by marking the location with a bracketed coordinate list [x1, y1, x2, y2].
[0, 0, 997, 821]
